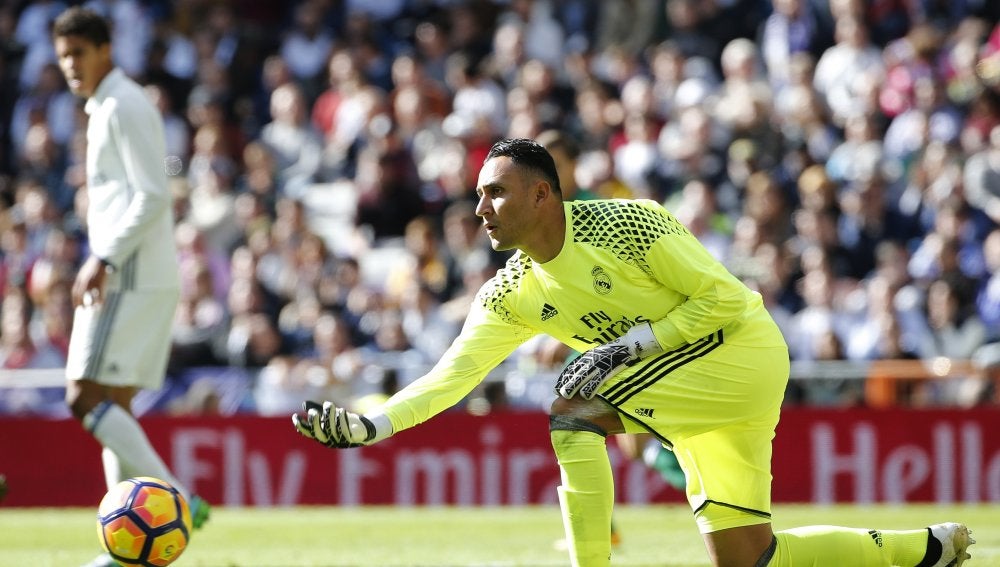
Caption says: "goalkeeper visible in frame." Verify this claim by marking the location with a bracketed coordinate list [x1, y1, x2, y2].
[293, 138, 974, 567]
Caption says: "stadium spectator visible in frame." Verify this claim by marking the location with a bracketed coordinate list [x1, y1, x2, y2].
[169, 258, 228, 373]
[963, 124, 1000, 226]
[224, 310, 285, 369]
[825, 112, 886, 184]
[259, 82, 323, 197]
[773, 79, 841, 167]
[184, 154, 242, 257]
[410, 19, 450, 86]
[657, 104, 728, 196]
[14, 0, 64, 91]
[389, 52, 450, 124]
[279, 0, 334, 98]
[612, 111, 660, 199]
[313, 48, 387, 179]
[786, 256, 842, 362]
[883, 76, 963, 169]
[761, 0, 829, 89]
[0, 285, 63, 369]
[907, 199, 986, 293]
[254, 309, 361, 416]
[486, 18, 527, 89]
[444, 50, 507, 141]
[16, 123, 73, 214]
[10, 62, 76, 161]
[742, 171, 794, 248]
[518, 59, 570, 131]
[714, 38, 774, 144]
[186, 121, 237, 196]
[836, 173, 920, 279]
[977, 227, 1000, 340]
[839, 274, 921, 362]
[353, 144, 424, 241]
[813, 16, 885, 127]
[25, 222, 77, 305]
[918, 276, 989, 362]
[175, 221, 231, 305]
[880, 23, 944, 119]
[970, 341, 1000, 405]
[144, 83, 191, 170]
[0, 207, 32, 292]
[659, 0, 721, 63]
[912, 275, 990, 406]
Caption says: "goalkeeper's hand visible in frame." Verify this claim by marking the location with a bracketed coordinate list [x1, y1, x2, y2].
[291, 401, 387, 448]
[556, 322, 663, 400]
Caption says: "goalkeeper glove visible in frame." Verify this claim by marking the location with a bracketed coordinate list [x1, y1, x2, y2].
[291, 401, 389, 448]
[556, 322, 664, 400]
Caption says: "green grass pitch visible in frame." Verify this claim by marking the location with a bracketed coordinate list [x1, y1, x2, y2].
[1, 504, 996, 566]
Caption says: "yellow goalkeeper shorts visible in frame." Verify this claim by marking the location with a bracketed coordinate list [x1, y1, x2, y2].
[598, 332, 790, 534]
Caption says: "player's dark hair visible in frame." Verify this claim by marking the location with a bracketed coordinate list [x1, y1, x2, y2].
[52, 7, 111, 46]
[486, 138, 562, 196]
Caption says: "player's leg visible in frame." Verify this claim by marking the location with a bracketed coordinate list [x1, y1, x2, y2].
[65, 289, 210, 529]
[647, 345, 970, 567]
[674, 418, 938, 567]
[549, 395, 625, 567]
[66, 379, 189, 497]
[766, 523, 974, 567]
[671, 418, 777, 567]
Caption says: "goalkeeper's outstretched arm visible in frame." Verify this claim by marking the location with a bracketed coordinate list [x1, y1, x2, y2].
[292, 302, 532, 449]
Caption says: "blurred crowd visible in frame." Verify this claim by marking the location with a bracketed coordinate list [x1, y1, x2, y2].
[1, 0, 1000, 414]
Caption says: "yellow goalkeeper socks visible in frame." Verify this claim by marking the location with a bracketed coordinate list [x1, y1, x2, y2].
[771, 525, 928, 566]
[551, 429, 614, 567]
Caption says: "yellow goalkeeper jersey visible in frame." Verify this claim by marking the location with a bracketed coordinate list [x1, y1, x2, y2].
[381, 199, 786, 433]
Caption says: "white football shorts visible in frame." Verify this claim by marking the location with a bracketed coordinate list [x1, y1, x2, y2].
[66, 288, 180, 389]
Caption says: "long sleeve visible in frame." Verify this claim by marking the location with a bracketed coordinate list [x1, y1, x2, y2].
[643, 217, 754, 349]
[380, 254, 539, 433]
[92, 97, 171, 266]
[84, 68, 179, 290]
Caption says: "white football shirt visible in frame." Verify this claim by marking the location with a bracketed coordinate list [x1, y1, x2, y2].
[84, 68, 179, 291]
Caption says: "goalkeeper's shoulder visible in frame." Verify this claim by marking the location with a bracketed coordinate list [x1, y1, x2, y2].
[475, 252, 533, 313]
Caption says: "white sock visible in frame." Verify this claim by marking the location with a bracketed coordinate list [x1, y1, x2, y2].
[101, 447, 129, 491]
[85, 401, 191, 501]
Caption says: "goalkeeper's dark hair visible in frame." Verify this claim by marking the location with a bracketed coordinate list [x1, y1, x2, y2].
[486, 138, 562, 196]
[52, 7, 111, 46]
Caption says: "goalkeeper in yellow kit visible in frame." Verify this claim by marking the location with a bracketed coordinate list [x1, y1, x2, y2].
[293, 138, 974, 567]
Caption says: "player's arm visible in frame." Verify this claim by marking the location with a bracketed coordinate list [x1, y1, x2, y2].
[642, 211, 751, 350]
[294, 300, 536, 448]
[557, 202, 750, 399]
[92, 98, 172, 268]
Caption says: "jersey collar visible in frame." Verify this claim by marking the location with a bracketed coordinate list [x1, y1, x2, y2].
[84, 67, 125, 115]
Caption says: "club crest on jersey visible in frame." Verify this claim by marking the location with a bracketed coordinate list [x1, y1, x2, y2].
[591, 266, 612, 295]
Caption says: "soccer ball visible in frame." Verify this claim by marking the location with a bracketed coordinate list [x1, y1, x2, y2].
[97, 477, 193, 567]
